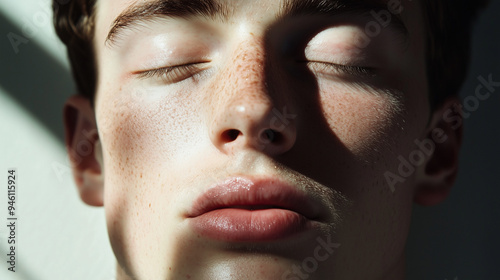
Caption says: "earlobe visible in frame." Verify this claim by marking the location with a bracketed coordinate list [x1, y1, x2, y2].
[414, 98, 463, 206]
[64, 95, 104, 207]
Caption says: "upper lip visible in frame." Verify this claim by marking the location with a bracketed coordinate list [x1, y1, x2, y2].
[187, 176, 320, 219]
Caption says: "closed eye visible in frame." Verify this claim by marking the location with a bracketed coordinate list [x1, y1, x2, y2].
[305, 61, 377, 78]
[135, 62, 210, 84]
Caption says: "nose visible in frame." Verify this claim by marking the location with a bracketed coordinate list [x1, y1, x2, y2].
[211, 101, 297, 155]
[208, 41, 297, 156]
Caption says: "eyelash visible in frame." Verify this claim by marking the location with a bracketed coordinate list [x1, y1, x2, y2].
[137, 63, 208, 84]
[306, 62, 377, 78]
[136, 61, 375, 84]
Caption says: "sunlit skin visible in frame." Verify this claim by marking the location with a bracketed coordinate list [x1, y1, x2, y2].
[64, 0, 462, 279]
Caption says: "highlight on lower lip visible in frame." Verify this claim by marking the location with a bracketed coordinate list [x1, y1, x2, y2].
[191, 208, 308, 241]
[187, 176, 320, 242]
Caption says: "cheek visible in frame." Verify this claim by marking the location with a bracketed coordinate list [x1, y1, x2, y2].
[96, 87, 202, 200]
[318, 85, 419, 273]
[95, 88, 202, 272]
[97, 87, 203, 173]
[319, 83, 406, 154]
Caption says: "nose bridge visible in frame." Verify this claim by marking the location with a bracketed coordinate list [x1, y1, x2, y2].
[207, 37, 275, 131]
[207, 35, 297, 155]
[222, 38, 271, 108]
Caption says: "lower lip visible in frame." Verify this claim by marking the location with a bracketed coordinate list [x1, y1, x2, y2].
[190, 208, 311, 242]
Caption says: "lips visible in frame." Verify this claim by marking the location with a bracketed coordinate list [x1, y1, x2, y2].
[187, 177, 320, 242]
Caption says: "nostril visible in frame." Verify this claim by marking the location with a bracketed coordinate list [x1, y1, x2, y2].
[259, 129, 282, 144]
[222, 129, 241, 142]
[263, 129, 276, 142]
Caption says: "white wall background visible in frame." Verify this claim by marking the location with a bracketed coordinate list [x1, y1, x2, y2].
[0, 0, 498, 279]
[0, 0, 115, 279]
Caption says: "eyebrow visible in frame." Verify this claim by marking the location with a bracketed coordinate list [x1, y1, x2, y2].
[105, 0, 409, 47]
[106, 0, 231, 45]
[278, 0, 409, 39]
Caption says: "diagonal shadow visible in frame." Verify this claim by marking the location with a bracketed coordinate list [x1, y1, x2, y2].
[0, 12, 75, 144]
[0, 13, 71, 280]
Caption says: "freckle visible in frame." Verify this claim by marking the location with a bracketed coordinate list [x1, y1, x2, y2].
[149, 203, 151, 208]
[186, 275, 191, 279]
[140, 173, 143, 178]
[169, 267, 172, 271]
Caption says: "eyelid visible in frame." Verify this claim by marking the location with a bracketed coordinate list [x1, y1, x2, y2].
[305, 61, 377, 78]
[135, 62, 210, 84]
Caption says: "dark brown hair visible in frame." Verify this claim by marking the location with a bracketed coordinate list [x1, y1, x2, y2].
[421, 0, 489, 109]
[53, 0, 96, 100]
[53, 0, 489, 110]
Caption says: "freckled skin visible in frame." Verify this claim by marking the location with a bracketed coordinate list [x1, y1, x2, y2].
[90, 0, 432, 279]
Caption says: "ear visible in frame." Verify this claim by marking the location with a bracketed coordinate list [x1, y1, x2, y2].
[63, 95, 104, 207]
[414, 98, 463, 206]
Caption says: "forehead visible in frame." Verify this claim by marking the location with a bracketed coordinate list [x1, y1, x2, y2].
[94, 0, 422, 49]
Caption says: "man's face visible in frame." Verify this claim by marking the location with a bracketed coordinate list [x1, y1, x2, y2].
[92, 0, 429, 278]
